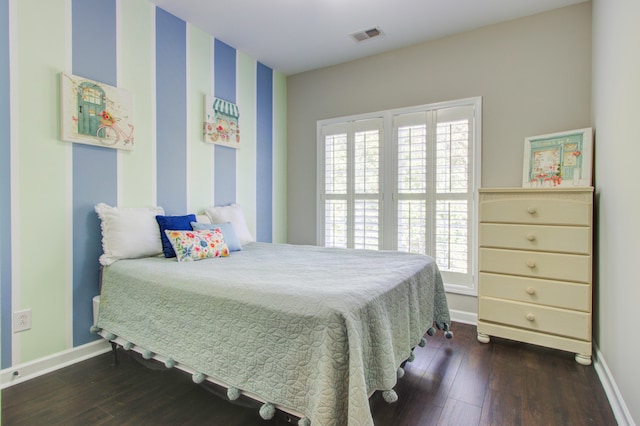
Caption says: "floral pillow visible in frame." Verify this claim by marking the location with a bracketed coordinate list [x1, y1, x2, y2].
[156, 214, 197, 258]
[164, 229, 229, 262]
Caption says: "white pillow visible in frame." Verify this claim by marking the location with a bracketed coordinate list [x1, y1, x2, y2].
[95, 203, 165, 266]
[204, 203, 254, 245]
[196, 214, 211, 224]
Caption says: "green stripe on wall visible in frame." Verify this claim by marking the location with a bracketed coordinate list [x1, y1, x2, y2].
[236, 51, 257, 237]
[272, 71, 287, 243]
[119, 0, 154, 207]
[15, 0, 68, 362]
[187, 25, 214, 212]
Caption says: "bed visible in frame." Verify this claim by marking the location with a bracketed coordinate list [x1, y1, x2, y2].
[91, 204, 451, 426]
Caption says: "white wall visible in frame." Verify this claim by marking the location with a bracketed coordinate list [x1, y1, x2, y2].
[592, 0, 640, 424]
[286, 3, 592, 316]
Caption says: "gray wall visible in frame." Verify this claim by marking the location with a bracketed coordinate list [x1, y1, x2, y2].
[592, 0, 640, 423]
[286, 3, 592, 316]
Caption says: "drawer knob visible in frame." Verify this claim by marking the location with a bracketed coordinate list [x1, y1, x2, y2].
[526, 313, 535, 322]
[527, 207, 536, 214]
[526, 287, 536, 295]
[526, 259, 536, 268]
[526, 233, 536, 241]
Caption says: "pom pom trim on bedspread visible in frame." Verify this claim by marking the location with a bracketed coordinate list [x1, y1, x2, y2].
[90, 325, 311, 424]
[90, 321, 453, 424]
[259, 403, 276, 420]
[227, 387, 241, 401]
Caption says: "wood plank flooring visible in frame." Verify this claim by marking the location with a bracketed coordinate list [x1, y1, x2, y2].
[2, 322, 617, 425]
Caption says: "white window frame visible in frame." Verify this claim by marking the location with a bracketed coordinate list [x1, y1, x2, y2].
[317, 97, 482, 295]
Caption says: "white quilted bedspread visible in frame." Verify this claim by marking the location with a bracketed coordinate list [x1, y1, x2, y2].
[96, 242, 450, 426]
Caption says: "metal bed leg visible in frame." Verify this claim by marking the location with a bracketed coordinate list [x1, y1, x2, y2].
[110, 341, 119, 367]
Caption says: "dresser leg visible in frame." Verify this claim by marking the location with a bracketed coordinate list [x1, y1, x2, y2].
[477, 333, 490, 344]
[575, 353, 592, 365]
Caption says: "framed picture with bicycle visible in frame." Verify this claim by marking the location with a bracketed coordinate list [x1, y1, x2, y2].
[60, 72, 134, 150]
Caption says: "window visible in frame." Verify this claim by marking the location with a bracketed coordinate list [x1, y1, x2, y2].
[317, 98, 481, 294]
[322, 119, 383, 250]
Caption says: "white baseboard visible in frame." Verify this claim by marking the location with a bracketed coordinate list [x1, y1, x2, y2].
[593, 344, 636, 426]
[0, 339, 111, 389]
[450, 309, 477, 326]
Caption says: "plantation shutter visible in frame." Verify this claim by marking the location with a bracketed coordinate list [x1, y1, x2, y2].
[321, 119, 383, 250]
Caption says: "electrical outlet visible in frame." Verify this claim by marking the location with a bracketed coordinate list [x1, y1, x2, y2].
[13, 309, 32, 333]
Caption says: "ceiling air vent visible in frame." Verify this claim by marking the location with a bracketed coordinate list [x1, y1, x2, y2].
[350, 27, 384, 43]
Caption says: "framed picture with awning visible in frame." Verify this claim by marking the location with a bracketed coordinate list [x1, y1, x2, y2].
[204, 96, 240, 148]
[522, 127, 592, 188]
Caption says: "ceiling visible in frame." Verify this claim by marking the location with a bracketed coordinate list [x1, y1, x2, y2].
[150, 0, 587, 76]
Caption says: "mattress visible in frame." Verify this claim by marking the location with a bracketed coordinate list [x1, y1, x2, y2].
[95, 242, 450, 426]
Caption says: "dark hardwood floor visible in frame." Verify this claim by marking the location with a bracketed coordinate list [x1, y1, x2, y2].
[2, 322, 617, 425]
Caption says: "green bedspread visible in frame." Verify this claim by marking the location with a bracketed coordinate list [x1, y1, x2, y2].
[96, 242, 450, 426]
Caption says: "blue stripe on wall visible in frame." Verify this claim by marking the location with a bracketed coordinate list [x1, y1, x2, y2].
[156, 8, 187, 215]
[214, 40, 236, 103]
[256, 63, 273, 242]
[1, 0, 12, 368]
[213, 39, 236, 207]
[72, 0, 118, 346]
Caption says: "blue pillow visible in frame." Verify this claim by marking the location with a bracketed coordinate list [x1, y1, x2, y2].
[191, 221, 242, 252]
[156, 214, 197, 257]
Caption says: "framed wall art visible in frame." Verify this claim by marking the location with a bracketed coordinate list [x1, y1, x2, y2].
[203, 96, 240, 149]
[522, 127, 593, 188]
[60, 72, 134, 150]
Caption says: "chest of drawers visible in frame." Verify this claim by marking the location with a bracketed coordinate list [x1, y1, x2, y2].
[477, 188, 594, 365]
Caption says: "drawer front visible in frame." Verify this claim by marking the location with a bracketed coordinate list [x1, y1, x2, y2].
[479, 272, 590, 311]
[477, 321, 592, 355]
[479, 248, 590, 282]
[479, 297, 591, 341]
[480, 197, 590, 226]
[479, 223, 590, 254]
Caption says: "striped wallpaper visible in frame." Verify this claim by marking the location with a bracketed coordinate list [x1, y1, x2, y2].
[1, 0, 11, 369]
[1, 0, 287, 369]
